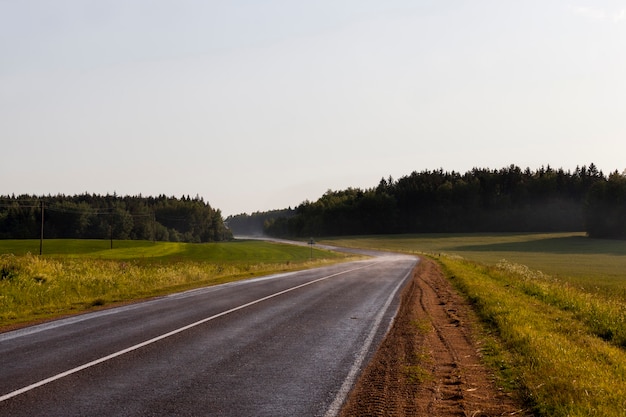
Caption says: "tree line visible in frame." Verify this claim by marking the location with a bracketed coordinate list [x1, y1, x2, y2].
[225, 208, 294, 236]
[229, 164, 626, 239]
[0, 194, 232, 242]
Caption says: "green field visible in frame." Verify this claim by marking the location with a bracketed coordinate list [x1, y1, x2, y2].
[324, 232, 626, 290]
[0, 238, 335, 262]
[322, 232, 626, 416]
[0, 239, 352, 328]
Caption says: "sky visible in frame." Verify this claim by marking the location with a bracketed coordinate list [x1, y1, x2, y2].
[1, 1, 625, 216]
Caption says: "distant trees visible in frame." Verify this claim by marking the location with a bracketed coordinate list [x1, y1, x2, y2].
[263, 164, 623, 238]
[0, 194, 232, 242]
[274, 188, 398, 237]
[226, 209, 295, 237]
[6, 164, 624, 242]
[585, 171, 626, 238]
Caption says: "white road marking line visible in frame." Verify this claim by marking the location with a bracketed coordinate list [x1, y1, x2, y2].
[0, 270, 302, 343]
[324, 261, 418, 417]
[0, 262, 378, 403]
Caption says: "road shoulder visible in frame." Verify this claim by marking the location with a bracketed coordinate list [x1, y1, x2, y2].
[339, 256, 529, 416]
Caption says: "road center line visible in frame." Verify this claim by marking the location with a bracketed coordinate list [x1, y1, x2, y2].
[0, 262, 378, 403]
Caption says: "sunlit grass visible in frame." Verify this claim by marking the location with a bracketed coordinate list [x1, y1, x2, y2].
[440, 257, 626, 416]
[0, 238, 332, 262]
[0, 239, 353, 328]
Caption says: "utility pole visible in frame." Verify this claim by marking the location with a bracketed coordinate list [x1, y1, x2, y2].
[39, 200, 44, 255]
[308, 238, 315, 260]
[109, 210, 113, 249]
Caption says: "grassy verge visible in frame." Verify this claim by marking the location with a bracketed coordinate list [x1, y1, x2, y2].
[323, 233, 626, 416]
[0, 239, 354, 329]
[440, 256, 626, 416]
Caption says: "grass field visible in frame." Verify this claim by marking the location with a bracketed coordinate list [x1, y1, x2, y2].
[322, 232, 626, 416]
[0, 239, 352, 328]
[0, 238, 334, 262]
[324, 232, 626, 291]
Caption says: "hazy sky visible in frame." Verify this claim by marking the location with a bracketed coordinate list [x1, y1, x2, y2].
[2, 1, 625, 216]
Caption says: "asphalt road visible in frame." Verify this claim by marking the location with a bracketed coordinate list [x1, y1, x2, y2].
[0, 251, 417, 417]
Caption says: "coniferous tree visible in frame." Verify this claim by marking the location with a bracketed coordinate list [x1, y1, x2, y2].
[0, 194, 232, 242]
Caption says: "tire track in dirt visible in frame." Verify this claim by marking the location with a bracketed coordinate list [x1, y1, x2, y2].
[339, 257, 531, 417]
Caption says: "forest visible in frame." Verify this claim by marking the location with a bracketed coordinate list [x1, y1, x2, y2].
[4, 164, 625, 242]
[229, 164, 626, 239]
[0, 194, 232, 242]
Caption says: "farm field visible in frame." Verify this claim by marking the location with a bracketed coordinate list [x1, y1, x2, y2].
[0, 239, 352, 329]
[324, 232, 626, 416]
[324, 232, 626, 291]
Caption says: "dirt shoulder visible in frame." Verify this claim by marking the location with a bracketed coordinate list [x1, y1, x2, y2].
[339, 257, 530, 417]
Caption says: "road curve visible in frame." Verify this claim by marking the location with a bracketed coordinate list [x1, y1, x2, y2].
[0, 250, 417, 417]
